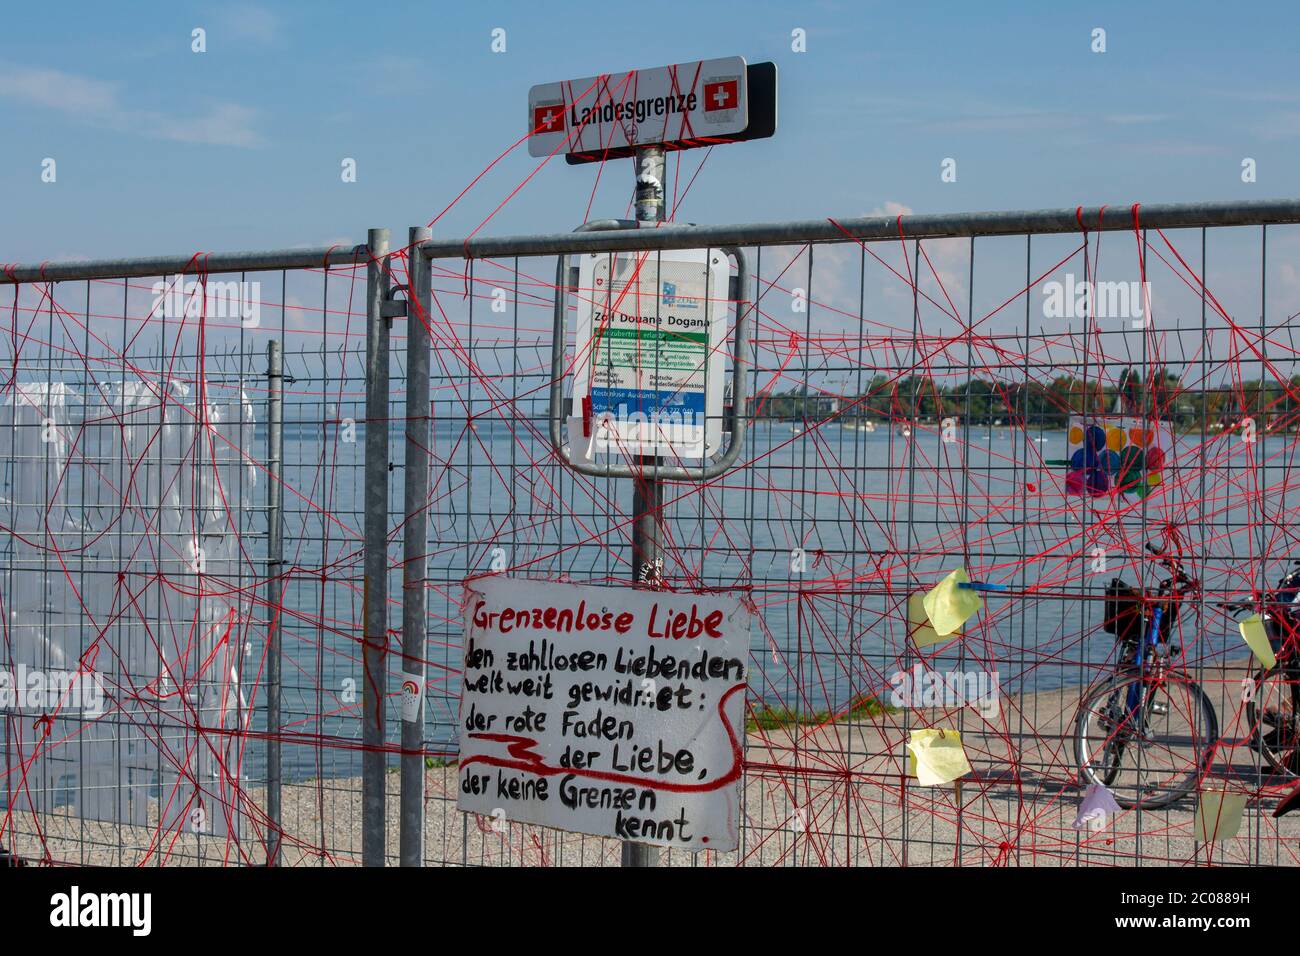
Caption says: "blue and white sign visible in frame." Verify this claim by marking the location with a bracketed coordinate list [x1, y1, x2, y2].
[569, 248, 729, 460]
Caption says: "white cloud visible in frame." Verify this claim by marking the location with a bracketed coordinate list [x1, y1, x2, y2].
[220, 4, 280, 44]
[158, 103, 261, 148]
[923, 110, 1082, 134]
[862, 201, 968, 319]
[373, 56, 425, 95]
[0, 61, 262, 148]
[867, 201, 913, 218]
[0, 65, 118, 112]
[1105, 113, 1170, 125]
[1253, 111, 1300, 141]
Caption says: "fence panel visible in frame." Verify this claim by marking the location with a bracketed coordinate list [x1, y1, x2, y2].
[3, 202, 1300, 866]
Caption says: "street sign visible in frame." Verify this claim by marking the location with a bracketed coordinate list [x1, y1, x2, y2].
[529, 56, 775, 162]
[531, 55, 770, 869]
[568, 248, 730, 461]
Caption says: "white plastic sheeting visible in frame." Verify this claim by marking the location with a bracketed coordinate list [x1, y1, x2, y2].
[1, 378, 257, 841]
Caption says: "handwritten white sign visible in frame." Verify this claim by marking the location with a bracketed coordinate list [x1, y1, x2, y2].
[457, 576, 753, 851]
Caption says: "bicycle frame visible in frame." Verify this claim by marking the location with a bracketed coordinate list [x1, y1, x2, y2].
[1123, 606, 1165, 726]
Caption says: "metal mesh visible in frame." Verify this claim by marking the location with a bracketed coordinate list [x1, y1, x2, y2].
[3, 212, 1299, 866]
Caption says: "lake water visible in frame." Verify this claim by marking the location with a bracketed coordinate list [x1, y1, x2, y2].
[252, 418, 1280, 781]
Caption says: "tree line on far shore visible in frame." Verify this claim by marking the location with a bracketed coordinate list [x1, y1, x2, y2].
[750, 368, 1300, 431]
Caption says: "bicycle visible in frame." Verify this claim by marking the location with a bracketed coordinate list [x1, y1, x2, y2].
[1223, 565, 1300, 780]
[1074, 542, 1219, 809]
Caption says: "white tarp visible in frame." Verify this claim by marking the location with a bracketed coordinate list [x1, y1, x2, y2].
[1, 378, 255, 839]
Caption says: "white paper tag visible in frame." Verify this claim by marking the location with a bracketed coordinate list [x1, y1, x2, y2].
[566, 414, 597, 465]
[400, 671, 425, 723]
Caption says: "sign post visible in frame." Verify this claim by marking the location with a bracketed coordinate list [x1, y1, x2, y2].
[529, 54, 776, 867]
[625, 144, 666, 867]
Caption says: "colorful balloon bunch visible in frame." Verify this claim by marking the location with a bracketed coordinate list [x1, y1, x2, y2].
[1065, 423, 1165, 498]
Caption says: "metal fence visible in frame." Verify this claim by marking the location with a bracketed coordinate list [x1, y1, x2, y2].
[4, 198, 1300, 866]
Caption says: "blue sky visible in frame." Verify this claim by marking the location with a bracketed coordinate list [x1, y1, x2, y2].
[2, 1, 1299, 262]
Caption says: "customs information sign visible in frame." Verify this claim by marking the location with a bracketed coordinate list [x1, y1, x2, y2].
[569, 248, 730, 460]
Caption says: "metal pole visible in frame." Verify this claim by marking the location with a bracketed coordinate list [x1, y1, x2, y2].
[400, 226, 433, 866]
[264, 339, 284, 866]
[623, 145, 666, 868]
[363, 227, 391, 867]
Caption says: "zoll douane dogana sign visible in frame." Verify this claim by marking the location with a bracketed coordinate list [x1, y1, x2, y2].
[457, 576, 754, 851]
[568, 247, 730, 461]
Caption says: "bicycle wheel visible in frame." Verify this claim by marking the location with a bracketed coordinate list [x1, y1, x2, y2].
[1246, 663, 1300, 777]
[1075, 672, 1218, 809]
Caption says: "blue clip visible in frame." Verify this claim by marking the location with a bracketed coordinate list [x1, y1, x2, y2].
[957, 581, 1008, 593]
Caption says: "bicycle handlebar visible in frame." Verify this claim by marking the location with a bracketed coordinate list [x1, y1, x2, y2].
[1145, 541, 1197, 589]
[1216, 600, 1254, 616]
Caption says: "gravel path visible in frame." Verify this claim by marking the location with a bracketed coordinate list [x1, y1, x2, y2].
[13, 658, 1298, 866]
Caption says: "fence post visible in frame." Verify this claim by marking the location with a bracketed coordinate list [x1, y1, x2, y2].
[400, 226, 433, 866]
[363, 227, 392, 866]
[622, 145, 667, 868]
[264, 338, 284, 866]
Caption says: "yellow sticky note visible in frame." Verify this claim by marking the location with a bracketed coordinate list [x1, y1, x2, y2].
[1239, 614, 1276, 670]
[908, 592, 957, 648]
[1194, 789, 1247, 842]
[906, 728, 972, 787]
[922, 567, 983, 636]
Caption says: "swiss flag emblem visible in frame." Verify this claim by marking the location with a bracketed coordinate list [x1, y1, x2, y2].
[533, 104, 565, 134]
[703, 80, 738, 112]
